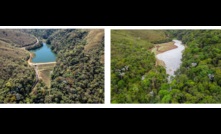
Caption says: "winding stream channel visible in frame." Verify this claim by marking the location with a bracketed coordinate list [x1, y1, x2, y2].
[156, 40, 185, 78]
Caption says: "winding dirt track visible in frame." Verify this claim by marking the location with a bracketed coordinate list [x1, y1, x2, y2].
[25, 37, 40, 90]
[0, 36, 41, 94]
[25, 37, 56, 90]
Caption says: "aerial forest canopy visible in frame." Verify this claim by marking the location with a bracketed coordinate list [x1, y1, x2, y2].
[111, 30, 221, 103]
[0, 29, 104, 103]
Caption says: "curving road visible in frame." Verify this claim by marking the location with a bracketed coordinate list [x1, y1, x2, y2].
[29, 36, 39, 47]
[22, 36, 40, 90]
[27, 37, 39, 90]
[27, 36, 39, 49]
[26, 41, 56, 90]
[21, 36, 56, 91]
[20, 36, 39, 50]
[1, 35, 40, 95]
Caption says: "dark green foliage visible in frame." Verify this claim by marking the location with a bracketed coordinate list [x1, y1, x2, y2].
[159, 30, 221, 103]
[47, 29, 87, 53]
[30, 80, 48, 103]
[48, 29, 104, 103]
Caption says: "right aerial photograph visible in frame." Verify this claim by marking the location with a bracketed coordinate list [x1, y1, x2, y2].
[111, 30, 221, 103]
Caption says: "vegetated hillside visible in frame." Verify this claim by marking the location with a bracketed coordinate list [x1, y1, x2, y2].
[113, 30, 172, 44]
[158, 30, 221, 103]
[0, 40, 36, 103]
[111, 30, 170, 103]
[112, 30, 221, 103]
[0, 29, 104, 104]
[0, 29, 37, 47]
[20, 29, 58, 40]
[44, 29, 104, 103]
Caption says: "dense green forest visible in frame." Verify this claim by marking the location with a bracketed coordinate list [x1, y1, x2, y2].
[46, 29, 104, 103]
[163, 30, 221, 103]
[111, 30, 221, 103]
[0, 29, 104, 103]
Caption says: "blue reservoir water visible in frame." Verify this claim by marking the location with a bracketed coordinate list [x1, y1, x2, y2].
[30, 43, 56, 63]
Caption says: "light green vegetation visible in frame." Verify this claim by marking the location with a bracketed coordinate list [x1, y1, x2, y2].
[111, 30, 171, 103]
[112, 30, 221, 103]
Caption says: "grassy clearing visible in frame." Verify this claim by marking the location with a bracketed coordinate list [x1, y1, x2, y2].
[84, 29, 104, 53]
[0, 30, 36, 47]
[84, 29, 104, 66]
[111, 30, 154, 61]
[112, 30, 168, 42]
[111, 30, 170, 57]
[39, 69, 52, 88]
[151, 41, 177, 67]
[37, 63, 56, 71]
[111, 30, 172, 69]
[151, 41, 177, 55]
[37, 63, 56, 88]
[0, 40, 28, 59]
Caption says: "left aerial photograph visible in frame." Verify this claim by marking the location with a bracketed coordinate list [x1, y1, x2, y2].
[0, 29, 104, 103]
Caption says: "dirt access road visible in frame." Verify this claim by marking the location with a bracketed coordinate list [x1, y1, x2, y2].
[24, 37, 56, 90]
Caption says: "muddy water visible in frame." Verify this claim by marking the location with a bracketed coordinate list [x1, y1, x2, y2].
[156, 40, 185, 77]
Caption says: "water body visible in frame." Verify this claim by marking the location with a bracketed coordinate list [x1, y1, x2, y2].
[30, 43, 56, 63]
[156, 40, 185, 77]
